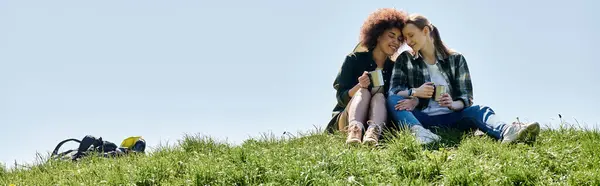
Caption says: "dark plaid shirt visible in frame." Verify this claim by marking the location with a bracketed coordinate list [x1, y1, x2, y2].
[389, 50, 473, 110]
[332, 51, 394, 113]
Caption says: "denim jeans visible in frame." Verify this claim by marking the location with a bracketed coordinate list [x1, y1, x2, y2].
[386, 95, 507, 139]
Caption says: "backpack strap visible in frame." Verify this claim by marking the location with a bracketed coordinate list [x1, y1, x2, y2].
[51, 138, 81, 156]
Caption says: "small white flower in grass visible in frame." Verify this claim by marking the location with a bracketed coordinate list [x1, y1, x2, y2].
[347, 175, 355, 182]
[446, 154, 456, 161]
[100, 180, 107, 184]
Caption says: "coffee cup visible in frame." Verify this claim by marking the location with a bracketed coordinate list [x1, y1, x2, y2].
[434, 84, 447, 101]
[368, 69, 384, 87]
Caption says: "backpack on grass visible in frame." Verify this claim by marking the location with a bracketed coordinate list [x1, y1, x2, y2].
[51, 135, 146, 161]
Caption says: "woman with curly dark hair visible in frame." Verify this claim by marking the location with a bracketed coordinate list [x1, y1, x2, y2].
[387, 14, 540, 145]
[326, 8, 408, 145]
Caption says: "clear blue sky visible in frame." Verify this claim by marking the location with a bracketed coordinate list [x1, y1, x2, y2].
[1, 0, 598, 168]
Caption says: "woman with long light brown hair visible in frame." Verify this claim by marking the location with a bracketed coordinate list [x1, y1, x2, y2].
[387, 14, 540, 145]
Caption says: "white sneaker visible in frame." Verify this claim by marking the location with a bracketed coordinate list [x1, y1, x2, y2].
[501, 122, 540, 143]
[410, 125, 441, 145]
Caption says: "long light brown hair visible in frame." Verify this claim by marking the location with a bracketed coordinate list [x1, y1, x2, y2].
[406, 14, 454, 59]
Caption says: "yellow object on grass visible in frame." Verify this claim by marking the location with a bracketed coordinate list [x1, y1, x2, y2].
[120, 136, 143, 149]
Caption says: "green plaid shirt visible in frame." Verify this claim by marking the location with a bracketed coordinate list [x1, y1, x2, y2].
[389, 50, 473, 110]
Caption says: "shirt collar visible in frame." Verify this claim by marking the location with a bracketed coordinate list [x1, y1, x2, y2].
[412, 50, 445, 62]
[367, 49, 393, 65]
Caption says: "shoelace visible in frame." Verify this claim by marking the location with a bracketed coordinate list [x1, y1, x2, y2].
[502, 122, 524, 137]
[366, 121, 383, 136]
[348, 124, 363, 134]
[371, 126, 381, 137]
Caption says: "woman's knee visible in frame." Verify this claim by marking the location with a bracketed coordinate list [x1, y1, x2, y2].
[354, 88, 371, 100]
[464, 105, 493, 112]
[348, 88, 372, 108]
[386, 94, 405, 108]
[371, 93, 385, 103]
[462, 105, 495, 117]
[370, 93, 387, 116]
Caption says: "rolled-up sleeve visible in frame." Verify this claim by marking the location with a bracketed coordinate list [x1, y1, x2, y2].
[388, 52, 410, 95]
[453, 54, 473, 107]
[333, 55, 358, 108]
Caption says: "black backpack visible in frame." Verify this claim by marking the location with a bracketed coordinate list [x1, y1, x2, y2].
[51, 135, 145, 161]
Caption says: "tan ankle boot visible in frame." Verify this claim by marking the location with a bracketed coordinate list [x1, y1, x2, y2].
[363, 121, 383, 145]
[346, 122, 364, 144]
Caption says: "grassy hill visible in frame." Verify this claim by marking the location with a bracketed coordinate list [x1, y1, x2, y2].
[1, 125, 599, 185]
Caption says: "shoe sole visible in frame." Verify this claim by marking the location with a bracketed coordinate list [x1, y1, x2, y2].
[362, 138, 378, 146]
[346, 138, 361, 145]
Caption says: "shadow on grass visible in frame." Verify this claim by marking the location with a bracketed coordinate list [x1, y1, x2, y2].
[425, 127, 481, 150]
[377, 119, 490, 151]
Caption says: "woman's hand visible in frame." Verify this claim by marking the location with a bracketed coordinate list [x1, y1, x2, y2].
[395, 97, 418, 111]
[438, 93, 464, 111]
[438, 93, 453, 107]
[357, 71, 370, 88]
[413, 82, 434, 98]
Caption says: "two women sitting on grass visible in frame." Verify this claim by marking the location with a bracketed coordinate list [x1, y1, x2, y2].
[328, 8, 541, 145]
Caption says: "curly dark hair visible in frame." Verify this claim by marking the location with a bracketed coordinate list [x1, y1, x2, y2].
[360, 8, 408, 50]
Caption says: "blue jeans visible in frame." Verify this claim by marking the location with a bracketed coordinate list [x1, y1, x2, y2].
[386, 95, 506, 139]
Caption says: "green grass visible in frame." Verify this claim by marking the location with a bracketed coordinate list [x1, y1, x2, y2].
[2, 125, 600, 185]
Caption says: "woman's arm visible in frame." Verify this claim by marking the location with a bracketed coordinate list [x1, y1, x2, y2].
[451, 54, 474, 108]
[396, 89, 411, 97]
[334, 54, 360, 108]
[347, 84, 363, 98]
[388, 51, 411, 95]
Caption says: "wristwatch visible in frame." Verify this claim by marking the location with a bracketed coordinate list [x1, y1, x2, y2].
[408, 88, 416, 98]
